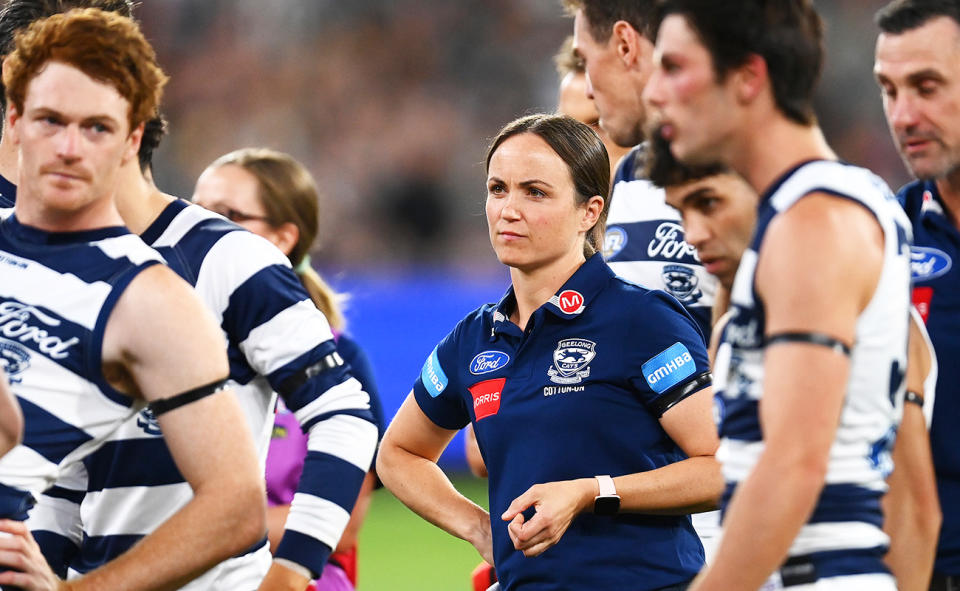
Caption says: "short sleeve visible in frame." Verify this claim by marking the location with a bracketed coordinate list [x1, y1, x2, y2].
[412, 325, 470, 431]
[628, 290, 711, 413]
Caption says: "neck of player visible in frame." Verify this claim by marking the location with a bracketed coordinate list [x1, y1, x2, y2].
[734, 117, 836, 197]
[0, 122, 17, 186]
[114, 157, 178, 235]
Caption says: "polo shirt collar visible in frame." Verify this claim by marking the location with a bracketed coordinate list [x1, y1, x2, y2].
[490, 254, 615, 336]
[920, 179, 948, 219]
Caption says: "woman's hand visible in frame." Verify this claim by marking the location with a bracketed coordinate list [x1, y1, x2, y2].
[500, 478, 595, 557]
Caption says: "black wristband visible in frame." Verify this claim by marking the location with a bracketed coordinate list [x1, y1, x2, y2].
[904, 390, 924, 407]
[148, 379, 227, 417]
[276, 352, 345, 397]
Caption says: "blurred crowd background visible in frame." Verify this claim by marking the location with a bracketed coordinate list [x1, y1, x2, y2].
[133, 0, 914, 469]
[139, 0, 909, 272]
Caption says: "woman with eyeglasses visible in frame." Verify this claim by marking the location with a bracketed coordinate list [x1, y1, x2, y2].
[194, 148, 384, 591]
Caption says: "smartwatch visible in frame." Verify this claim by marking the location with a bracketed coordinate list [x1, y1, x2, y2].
[593, 475, 620, 515]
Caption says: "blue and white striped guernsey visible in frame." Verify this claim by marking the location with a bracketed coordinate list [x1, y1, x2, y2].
[0, 212, 162, 521]
[601, 144, 720, 554]
[602, 144, 717, 338]
[28, 200, 379, 588]
[713, 160, 911, 586]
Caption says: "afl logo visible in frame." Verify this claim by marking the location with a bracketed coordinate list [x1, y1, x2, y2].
[603, 226, 627, 259]
[557, 290, 585, 314]
[469, 351, 510, 375]
[911, 246, 952, 281]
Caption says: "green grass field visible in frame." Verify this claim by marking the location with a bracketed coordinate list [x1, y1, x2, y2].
[359, 474, 490, 591]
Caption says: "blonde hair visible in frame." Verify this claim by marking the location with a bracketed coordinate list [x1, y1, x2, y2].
[210, 148, 347, 331]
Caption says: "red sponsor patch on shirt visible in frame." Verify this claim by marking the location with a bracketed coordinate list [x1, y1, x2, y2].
[558, 290, 585, 314]
[469, 378, 505, 421]
[913, 286, 934, 324]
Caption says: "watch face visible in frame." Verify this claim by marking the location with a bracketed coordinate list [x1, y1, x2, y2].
[595, 495, 621, 516]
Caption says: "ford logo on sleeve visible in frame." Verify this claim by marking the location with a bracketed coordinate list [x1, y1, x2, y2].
[470, 351, 511, 375]
[911, 246, 952, 281]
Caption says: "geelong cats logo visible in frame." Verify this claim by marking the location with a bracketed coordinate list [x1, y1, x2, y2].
[548, 339, 596, 385]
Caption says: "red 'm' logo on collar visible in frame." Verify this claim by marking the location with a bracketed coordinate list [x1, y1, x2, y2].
[557, 290, 585, 314]
[469, 378, 505, 421]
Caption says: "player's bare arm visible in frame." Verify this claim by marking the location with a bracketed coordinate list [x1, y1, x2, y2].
[0, 371, 22, 457]
[75, 264, 264, 591]
[692, 193, 883, 591]
[883, 312, 940, 591]
[378, 393, 493, 565]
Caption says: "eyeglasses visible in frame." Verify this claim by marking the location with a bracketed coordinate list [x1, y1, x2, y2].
[215, 207, 273, 225]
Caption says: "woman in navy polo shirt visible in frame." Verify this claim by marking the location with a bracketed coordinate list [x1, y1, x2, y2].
[377, 113, 722, 590]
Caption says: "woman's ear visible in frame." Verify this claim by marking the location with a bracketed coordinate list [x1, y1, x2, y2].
[268, 221, 300, 258]
[580, 195, 604, 232]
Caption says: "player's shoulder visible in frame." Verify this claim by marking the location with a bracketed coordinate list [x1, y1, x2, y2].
[159, 202, 289, 267]
[771, 160, 891, 210]
[123, 261, 195, 304]
[93, 231, 164, 269]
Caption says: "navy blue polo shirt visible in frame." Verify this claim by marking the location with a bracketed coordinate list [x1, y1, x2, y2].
[0, 173, 16, 208]
[899, 180, 960, 575]
[413, 254, 710, 590]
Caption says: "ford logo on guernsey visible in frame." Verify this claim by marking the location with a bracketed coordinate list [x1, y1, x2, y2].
[911, 246, 952, 282]
[469, 351, 510, 375]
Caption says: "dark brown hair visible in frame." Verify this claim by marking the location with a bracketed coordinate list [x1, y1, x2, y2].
[653, 0, 824, 126]
[486, 113, 610, 257]
[645, 131, 728, 189]
[876, 0, 960, 33]
[562, 0, 658, 42]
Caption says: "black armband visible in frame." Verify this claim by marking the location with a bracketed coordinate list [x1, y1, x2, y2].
[148, 379, 228, 417]
[765, 332, 851, 356]
[276, 351, 345, 397]
[904, 390, 925, 408]
[649, 371, 712, 418]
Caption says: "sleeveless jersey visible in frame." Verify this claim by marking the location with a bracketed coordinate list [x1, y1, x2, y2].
[602, 145, 717, 337]
[27, 200, 378, 587]
[714, 160, 911, 580]
[0, 213, 161, 519]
